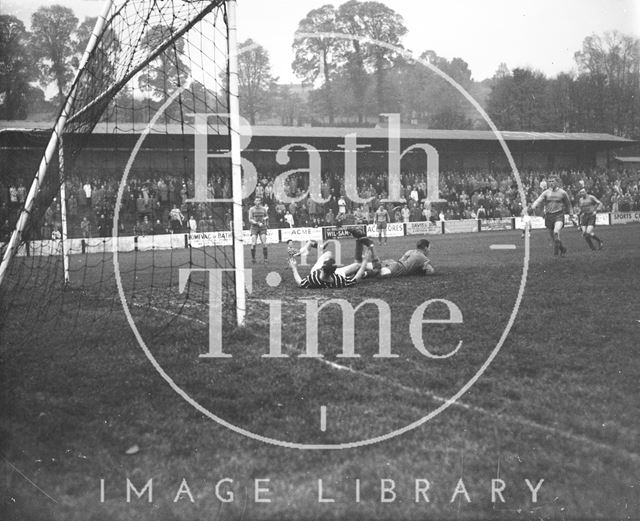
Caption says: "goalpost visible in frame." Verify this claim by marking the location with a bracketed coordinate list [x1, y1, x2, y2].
[0, 0, 247, 329]
[0, 0, 113, 286]
[226, 0, 247, 326]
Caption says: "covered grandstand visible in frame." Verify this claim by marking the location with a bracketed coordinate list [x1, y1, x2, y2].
[0, 123, 636, 182]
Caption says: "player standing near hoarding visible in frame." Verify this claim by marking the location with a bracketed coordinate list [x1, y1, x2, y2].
[576, 188, 604, 250]
[248, 197, 269, 264]
[374, 205, 390, 245]
[530, 176, 573, 256]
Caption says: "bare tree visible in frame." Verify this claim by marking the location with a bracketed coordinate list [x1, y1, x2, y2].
[575, 31, 640, 137]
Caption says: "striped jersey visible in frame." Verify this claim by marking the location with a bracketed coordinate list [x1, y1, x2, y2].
[533, 188, 571, 214]
[299, 271, 358, 289]
[249, 205, 268, 225]
[578, 194, 601, 215]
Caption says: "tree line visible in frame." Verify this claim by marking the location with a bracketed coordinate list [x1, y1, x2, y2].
[486, 32, 640, 136]
[1, 2, 639, 138]
[0, 6, 94, 118]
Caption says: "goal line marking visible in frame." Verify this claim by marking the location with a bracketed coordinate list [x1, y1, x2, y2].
[137, 303, 640, 463]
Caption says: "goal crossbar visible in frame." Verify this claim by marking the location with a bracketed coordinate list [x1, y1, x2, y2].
[0, 0, 246, 328]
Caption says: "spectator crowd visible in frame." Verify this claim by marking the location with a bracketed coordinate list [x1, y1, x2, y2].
[1, 166, 639, 241]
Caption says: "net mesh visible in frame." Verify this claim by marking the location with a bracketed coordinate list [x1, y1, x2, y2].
[0, 0, 241, 346]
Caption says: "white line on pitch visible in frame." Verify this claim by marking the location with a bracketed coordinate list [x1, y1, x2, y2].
[320, 406, 327, 432]
[138, 303, 640, 463]
[490, 244, 517, 250]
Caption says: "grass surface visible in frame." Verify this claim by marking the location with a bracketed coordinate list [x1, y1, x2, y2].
[1, 224, 639, 520]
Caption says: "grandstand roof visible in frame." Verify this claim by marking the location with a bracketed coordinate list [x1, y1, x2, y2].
[246, 126, 635, 144]
[0, 121, 635, 144]
[615, 156, 640, 163]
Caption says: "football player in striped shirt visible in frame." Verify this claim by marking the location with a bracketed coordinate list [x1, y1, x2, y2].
[530, 176, 573, 256]
[288, 242, 371, 289]
[248, 197, 269, 264]
[576, 188, 604, 250]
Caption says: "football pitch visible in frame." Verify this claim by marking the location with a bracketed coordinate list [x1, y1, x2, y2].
[1, 224, 639, 520]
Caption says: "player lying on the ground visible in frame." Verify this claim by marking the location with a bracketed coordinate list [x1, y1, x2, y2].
[364, 238, 435, 278]
[288, 240, 372, 289]
[530, 176, 573, 256]
[287, 231, 435, 289]
[287, 238, 318, 259]
[576, 188, 604, 251]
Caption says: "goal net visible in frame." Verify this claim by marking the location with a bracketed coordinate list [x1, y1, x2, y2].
[0, 0, 246, 348]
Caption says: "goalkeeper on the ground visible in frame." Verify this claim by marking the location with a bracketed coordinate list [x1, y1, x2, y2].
[365, 238, 435, 278]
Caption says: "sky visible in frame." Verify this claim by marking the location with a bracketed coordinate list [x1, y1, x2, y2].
[2, 0, 639, 82]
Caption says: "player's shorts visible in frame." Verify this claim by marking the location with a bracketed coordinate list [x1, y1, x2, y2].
[380, 259, 404, 277]
[250, 224, 267, 236]
[544, 212, 565, 230]
[579, 213, 596, 227]
[361, 257, 383, 278]
[376, 223, 387, 231]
